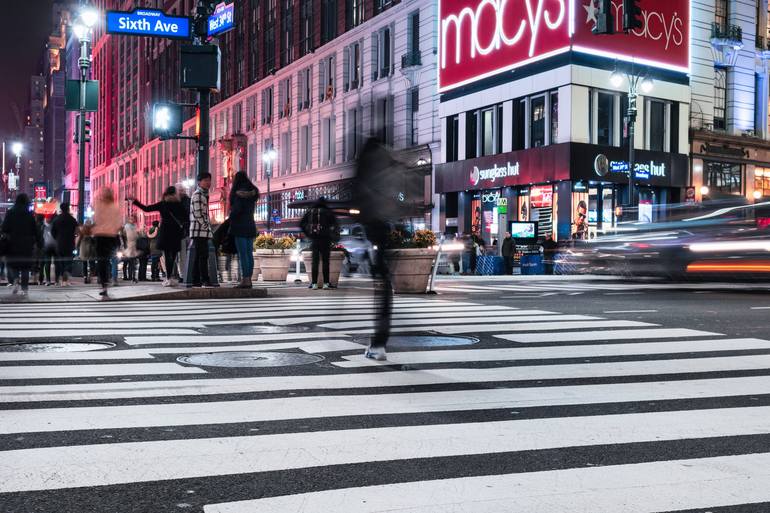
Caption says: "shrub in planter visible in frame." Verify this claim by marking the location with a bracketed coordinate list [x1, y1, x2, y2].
[385, 229, 437, 293]
[254, 235, 296, 281]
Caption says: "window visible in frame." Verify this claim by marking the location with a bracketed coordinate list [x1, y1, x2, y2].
[407, 11, 420, 59]
[372, 26, 393, 80]
[530, 96, 546, 148]
[299, 0, 313, 57]
[279, 77, 292, 118]
[481, 108, 495, 155]
[345, 108, 361, 160]
[407, 87, 419, 146]
[714, 68, 727, 130]
[467, 103, 503, 157]
[263, 0, 276, 74]
[374, 96, 393, 145]
[344, 41, 362, 91]
[596, 92, 615, 146]
[280, 131, 291, 173]
[346, 0, 364, 29]
[446, 114, 459, 162]
[319, 54, 335, 101]
[261, 86, 274, 124]
[321, 0, 336, 44]
[706, 161, 742, 194]
[465, 111, 477, 159]
[321, 116, 336, 165]
[755, 168, 770, 196]
[233, 102, 243, 134]
[298, 66, 312, 110]
[375, 0, 392, 13]
[512, 99, 525, 150]
[300, 124, 312, 170]
[550, 91, 559, 144]
[280, 0, 294, 67]
[715, 0, 728, 30]
[647, 99, 666, 151]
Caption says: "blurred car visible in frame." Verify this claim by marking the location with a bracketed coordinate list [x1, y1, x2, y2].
[337, 234, 373, 274]
[559, 199, 770, 280]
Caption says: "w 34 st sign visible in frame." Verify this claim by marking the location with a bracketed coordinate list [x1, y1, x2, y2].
[438, 0, 689, 91]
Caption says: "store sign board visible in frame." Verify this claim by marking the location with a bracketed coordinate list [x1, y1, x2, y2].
[530, 186, 553, 208]
[438, 0, 689, 92]
[106, 9, 192, 39]
[33, 183, 48, 201]
[608, 159, 667, 180]
[470, 161, 520, 186]
[208, 2, 235, 38]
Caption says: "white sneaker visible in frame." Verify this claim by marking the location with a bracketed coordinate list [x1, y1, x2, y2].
[161, 279, 172, 287]
[364, 346, 387, 361]
[11, 283, 19, 295]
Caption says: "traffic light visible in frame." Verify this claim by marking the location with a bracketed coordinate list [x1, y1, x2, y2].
[73, 114, 80, 144]
[83, 119, 92, 143]
[151, 103, 183, 140]
[623, 0, 643, 32]
[592, 0, 614, 34]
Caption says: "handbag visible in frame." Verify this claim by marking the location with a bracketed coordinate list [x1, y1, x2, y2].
[0, 233, 9, 256]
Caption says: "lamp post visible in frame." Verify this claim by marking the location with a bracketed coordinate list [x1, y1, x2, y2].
[610, 65, 653, 219]
[262, 148, 277, 232]
[10, 142, 22, 201]
[73, 5, 99, 224]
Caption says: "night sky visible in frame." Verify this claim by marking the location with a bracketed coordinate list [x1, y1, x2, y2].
[0, 0, 57, 141]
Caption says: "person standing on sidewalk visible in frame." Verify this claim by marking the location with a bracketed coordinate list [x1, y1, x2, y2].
[77, 220, 96, 284]
[541, 234, 558, 275]
[501, 231, 514, 276]
[189, 173, 213, 287]
[41, 216, 57, 286]
[147, 221, 162, 281]
[227, 171, 259, 289]
[178, 186, 191, 283]
[1, 194, 38, 296]
[130, 186, 187, 287]
[51, 202, 78, 286]
[300, 197, 338, 290]
[121, 215, 140, 283]
[92, 188, 122, 299]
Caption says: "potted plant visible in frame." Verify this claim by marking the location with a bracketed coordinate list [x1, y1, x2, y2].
[385, 229, 438, 294]
[302, 243, 347, 287]
[254, 234, 296, 281]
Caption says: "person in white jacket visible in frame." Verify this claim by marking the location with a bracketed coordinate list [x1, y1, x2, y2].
[121, 215, 139, 282]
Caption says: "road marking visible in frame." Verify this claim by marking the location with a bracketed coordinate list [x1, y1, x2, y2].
[7, 375, 770, 434]
[751, 306, 770, 310]
[4, 406, 770, 493]
[0, 363, 205, 380]
[433, 320, 655, 334]
[203, 452, 770, 513]
[0, 328, 198, 339]
[4, 354, 770, 403]
[332, 338, 770, 367]
[317, 315, 600, 330]
[498, 328, 720, 343]
[603, 309, 659, 314]
[123, 332, 348, 346]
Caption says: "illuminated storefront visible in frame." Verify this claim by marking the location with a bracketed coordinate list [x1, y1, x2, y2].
[436, 0, 692, 242]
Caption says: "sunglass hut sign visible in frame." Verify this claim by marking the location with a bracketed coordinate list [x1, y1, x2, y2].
[438, 0, 690, 92]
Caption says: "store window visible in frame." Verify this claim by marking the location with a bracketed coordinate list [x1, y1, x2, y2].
[512, 99, 525, 150]
[446, 114, 459, 162]
[596, 92, 615, 146]
[647, 99, 666, 152]
[550, 91, 559, 144]
[466, 104, 503, 158]
[706, 161, 742, 194]
[714, 69, 727, 130]
[530, 96, 546, 147]
[755, 167, 770, 196]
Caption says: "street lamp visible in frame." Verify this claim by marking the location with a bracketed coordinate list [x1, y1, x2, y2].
[262, 148, 277, 232]
[74, 4, 99, 224]
[609, 64, 653, 217]
[8, 143, 22, 198]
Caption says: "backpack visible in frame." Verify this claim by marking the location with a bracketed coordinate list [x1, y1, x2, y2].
[308, 208, 324, 237]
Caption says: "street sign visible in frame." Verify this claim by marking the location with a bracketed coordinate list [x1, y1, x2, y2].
[65, 80, 99, 112]
[106, 9, 192, 39]
[207, 2, 235, 38]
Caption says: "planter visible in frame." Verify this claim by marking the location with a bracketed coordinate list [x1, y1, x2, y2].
[217, 254, 240, 282]
[302, 250, 345, 287]
[255, 249, 291, 281]
[252, 252, 260, 281]
[385, 248, 437, 294]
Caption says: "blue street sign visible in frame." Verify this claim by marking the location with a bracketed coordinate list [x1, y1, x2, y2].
[207, 2, 235, 38]
[106, 9, 192, 39]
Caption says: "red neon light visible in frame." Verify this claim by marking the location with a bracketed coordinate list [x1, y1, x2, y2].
[438, 0, 690, 92]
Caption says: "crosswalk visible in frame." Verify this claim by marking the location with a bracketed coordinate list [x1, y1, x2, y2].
[1, 295, 770, 511]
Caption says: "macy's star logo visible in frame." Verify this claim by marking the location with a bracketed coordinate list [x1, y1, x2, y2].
[584, 0, 599, 29]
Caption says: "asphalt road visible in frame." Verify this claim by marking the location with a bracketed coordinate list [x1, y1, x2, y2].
[1, 276, 770, 512]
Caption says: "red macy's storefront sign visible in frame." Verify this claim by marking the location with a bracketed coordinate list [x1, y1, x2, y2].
[438, 0, 689, 91]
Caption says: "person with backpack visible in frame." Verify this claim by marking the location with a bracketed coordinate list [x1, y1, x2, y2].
[50, 202, 79, 286]
[130, 186, 187, 287]
[227, 171, 259, 288]
[1, 194, 38, 296]
[300, 197, 339, 290]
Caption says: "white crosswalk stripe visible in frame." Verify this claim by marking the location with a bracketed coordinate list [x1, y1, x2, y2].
[1, 295, 769, 512]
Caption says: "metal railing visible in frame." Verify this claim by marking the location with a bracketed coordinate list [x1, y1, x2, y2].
[711, 22, 743, 42]
[401, 51, 422, 69]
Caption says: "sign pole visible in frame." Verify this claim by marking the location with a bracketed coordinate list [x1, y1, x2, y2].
[77, 30, 91, 224]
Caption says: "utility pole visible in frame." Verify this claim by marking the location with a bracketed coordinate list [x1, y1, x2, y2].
[73, 5, 97, 224]
[192, 1, 216, 180]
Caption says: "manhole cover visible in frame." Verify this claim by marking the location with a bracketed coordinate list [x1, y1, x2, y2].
[0, 342, 116, 353]
[353, 335, 479, 348]
[177, 351, 324, 368]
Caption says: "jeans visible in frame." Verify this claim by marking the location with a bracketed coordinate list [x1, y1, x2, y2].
[42, 248, 57, 283]
[7, 265, 30, 291]
[502, 256, 513, 275]
[234, 237, 254, 280]
[110, 256, 118, 282]
[163, 250, 178, 280]
[96, 237, 118, 288]
[137, 256, 149, 281]
[190, 237, 210, 286]
[310, 238, 331, 285]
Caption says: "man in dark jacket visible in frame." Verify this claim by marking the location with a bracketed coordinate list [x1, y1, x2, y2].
[1, 194, 38, 296]
[541, 234, 558, 275]
[300, 197, 338, 290]
[50, 203, 79, 286]
[501, 231, 514, 275]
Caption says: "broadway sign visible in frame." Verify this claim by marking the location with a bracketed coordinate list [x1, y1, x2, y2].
[438, 0, 689, 91]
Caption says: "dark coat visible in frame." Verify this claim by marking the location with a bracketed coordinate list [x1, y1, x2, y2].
[1, 205, 38, 263]
[228, 188, 258, 238]
[132, 199, 187, 252]
[300, 203, 338, 241]
[501, 236, 515, 257]
[50, 213, 79, 256]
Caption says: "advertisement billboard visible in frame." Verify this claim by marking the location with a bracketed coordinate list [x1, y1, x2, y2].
[438, 0, 690, 92]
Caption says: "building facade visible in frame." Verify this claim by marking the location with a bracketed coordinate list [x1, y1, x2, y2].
[23, 75, 47, 198]
[87, 0, 438, 232]
[434, 0, 692, 243]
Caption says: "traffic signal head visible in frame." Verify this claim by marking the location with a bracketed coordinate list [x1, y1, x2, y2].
[623, 0, 643, 32]
[73, 114, 80, 144]
[84, 119, 92, 143]
[151, 103, 183, 140]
